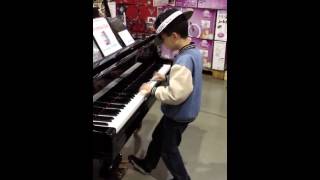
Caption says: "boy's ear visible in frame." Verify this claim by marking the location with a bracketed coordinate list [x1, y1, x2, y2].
[172, 32, 180, 39]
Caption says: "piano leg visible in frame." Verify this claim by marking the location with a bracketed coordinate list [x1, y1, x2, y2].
[99, 154, 129, 180]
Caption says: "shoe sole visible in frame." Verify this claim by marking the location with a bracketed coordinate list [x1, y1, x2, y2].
[129, 158, 150, 175]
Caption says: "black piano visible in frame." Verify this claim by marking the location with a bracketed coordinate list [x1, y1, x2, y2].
[93, 21, 172, 177]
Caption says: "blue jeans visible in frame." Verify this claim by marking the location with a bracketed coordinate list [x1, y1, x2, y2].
[144, 115, 191, 180]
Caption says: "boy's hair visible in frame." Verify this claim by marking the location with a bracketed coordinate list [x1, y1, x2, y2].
[154, 8, 189, 38]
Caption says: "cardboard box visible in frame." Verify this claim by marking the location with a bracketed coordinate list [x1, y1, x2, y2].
[214, 10, 227, 41]
[212, 40, 226, 70]
[192, 38, 213, 69]
[197, 0, 227, 10]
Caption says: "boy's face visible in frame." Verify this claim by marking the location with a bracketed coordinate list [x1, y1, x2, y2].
[160, 33, 179, 50]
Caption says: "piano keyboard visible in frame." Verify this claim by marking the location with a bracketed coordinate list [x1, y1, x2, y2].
[93, 64, 171, 133]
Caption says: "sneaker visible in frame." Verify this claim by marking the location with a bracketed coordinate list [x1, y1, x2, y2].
[128, 155, 151, 175]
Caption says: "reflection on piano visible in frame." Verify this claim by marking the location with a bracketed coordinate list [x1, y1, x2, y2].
[93, 34, 171, 176]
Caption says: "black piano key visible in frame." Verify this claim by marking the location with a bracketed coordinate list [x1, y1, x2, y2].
[95, 101, 126, 109]
[101, 109, 120, 116]
[93, 105, 120, 111]
[94, 106, 120, 115]
[93, 105, 107, 110]
[94, 104, 122, 110]
[105, 104, 125, 109]
[94, 101, 108, 107]
[93, 124, 109, 132]
[96, 101, 127, 107]
[107, 98, 131, 104]
[93, 107, 103, 114]
[93, 115, 113, 122]
[93, 121, 109, 126]
[109, 92, 132, 96]
[101, 95, 131, 102]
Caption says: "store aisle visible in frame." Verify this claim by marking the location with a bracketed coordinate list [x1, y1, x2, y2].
[94, 75, 227, 180]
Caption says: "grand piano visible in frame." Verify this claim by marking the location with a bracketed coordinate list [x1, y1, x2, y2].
[93, 17, 172, 177]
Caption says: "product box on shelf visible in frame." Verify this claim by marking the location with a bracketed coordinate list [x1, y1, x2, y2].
[153, 0, 176, 6]
[175, 0, 198, 8]
[180, 8, 217, 40]
[211, 40, 226, 70]
[197, 0, 227, 10]
[192, 37, 213, 69]
[214, 10, 227, 41]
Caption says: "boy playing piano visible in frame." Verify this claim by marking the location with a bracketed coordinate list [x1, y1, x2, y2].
[129, 8, 203, 180]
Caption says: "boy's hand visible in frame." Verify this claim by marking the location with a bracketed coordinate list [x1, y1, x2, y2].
[139, 82, 152, 95]
[152, 72, 166, 81]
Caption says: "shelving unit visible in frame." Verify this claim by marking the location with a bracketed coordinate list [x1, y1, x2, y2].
[203, 68, 225, 80]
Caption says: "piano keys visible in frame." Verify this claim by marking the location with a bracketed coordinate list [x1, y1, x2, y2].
[93, 63, 171, 133]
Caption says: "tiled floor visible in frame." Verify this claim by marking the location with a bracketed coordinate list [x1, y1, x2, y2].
[94, 75, 227, 180]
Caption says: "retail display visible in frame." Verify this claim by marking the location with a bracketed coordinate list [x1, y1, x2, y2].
[192, 38, 213, 69]
[182, 8, 216, 40]
[114, 0, 227, 73]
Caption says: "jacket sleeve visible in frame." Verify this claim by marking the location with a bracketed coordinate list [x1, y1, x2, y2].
[154, 64, 193, 105]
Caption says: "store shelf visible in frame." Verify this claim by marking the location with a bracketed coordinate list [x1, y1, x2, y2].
[203, 68, 226, 80]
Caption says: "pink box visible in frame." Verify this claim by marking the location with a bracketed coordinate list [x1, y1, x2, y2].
[198, 0, 227, 10]
[214, 10, 227, 41]
[175, 0, 198, 8]
[192, 37, 213, 69]
[212, 40, 226, 70]
[180, 8, 217, 40]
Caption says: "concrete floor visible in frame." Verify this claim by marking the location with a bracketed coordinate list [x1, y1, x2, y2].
[94, 75, 227, 180]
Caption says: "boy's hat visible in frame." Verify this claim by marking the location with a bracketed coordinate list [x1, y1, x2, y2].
[154, 8, 193, 35]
